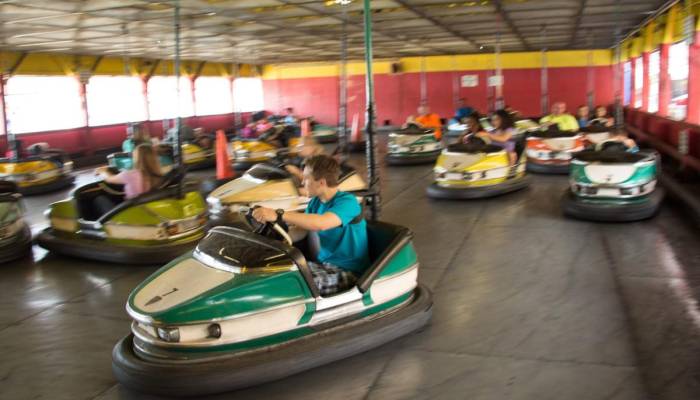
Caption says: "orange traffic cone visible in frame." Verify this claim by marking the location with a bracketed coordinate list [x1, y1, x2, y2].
[215, 129, 234, 180]
[301, 119, 311, 137]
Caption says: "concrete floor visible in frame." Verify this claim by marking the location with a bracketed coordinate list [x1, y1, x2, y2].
[2, 147, 699, 400]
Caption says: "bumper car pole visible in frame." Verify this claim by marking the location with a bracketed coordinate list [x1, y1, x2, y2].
[173, 1, 184, 198]
[362, 0, 380, 221]
[540, 25, 548, 116]
[338, 4, 349, 157]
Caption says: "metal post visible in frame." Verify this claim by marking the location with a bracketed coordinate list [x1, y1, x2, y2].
[540, 26, 548, 115]
[613, 40, 623, 129]
[586, 29, 595, 109]
[420, 56, 427, 104]
[362, 0, 379, 221]
[173, 0, 182, 166]
[495, 31, 504, 110]
[338, 4, 348, 154]
[451, 56, 458, 112]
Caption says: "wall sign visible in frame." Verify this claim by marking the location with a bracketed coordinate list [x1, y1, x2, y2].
[488, 75, 504, 87]
[460, 75, 478, 87]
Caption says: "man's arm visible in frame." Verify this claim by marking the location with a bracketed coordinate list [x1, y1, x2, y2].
[252, 207, 342, 231]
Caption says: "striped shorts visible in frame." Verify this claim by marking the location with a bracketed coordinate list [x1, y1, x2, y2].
[308, 261, 358, 296]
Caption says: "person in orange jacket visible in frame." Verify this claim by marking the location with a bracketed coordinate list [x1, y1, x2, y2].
[404, 104, 443, 140]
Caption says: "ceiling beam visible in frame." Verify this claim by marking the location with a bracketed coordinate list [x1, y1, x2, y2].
[568, 0, 588, 48]
[491, 0, 532, 51]
[392, 0, 478, 50]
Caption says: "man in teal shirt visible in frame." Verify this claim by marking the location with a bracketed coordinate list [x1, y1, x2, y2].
[252, 154, 369, 296]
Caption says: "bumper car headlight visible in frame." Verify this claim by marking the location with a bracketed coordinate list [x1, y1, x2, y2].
[157, 327, 180, 343]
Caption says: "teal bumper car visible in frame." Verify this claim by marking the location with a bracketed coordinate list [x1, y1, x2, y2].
[112, 218, 432, 396]
[562, 142, 664, 221]
[0, 181, 32, 263]
[107, 146, 175, 172]
[386, 125, 443, 165]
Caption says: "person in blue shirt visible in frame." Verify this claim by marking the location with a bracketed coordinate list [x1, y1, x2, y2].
[454, 98, 474, 122]
[283, 107, 298, 125]
[577, 105, 591, 128]
[252, 154, 369, 296]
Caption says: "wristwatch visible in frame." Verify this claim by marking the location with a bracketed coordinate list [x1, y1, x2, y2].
[275, 208, 285, 224]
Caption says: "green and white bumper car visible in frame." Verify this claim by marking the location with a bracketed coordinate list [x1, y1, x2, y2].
[386, 125, 443, 165]
[312, 124, 339, 144]
[561, 142, 664, 221]
[0, 181, 32, 263]
[112, 218, 432, 396]
[37, 169, 208, 264]
[207, 162, 368, 227]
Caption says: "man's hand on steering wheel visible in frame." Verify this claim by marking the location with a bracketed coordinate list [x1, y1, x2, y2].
[252, 206, 278, 224]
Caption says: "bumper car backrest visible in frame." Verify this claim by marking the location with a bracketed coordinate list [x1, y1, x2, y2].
[356, 221, 413, 293]
[246, 163, 291, 181]
[447, 142, 503, 154]
[73, 181, 125, 221]
[395, 125, 435, 136]
[597, 141, 629, 153]
[574, 150, 652, 164]
[158, 166, 186, 188]
[0, 180, 18, 195]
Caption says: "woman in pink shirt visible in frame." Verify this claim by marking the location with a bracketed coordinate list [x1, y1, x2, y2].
[96, 144, 163, 200]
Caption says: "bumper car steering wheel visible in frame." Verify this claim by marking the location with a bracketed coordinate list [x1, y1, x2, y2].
[245, 206, 293, 246]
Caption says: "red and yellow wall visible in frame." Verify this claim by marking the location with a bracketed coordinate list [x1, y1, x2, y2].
[262, 50, 615, 126]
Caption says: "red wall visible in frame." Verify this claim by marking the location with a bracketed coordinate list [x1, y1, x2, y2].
[0, 113, 240, 155]
[263, 66, 615, 126]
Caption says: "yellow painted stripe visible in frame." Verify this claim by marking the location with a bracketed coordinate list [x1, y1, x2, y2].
[0, 51, 252, 77]
[262, 49, 613, 80]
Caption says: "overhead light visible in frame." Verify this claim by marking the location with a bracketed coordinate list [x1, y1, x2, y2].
[335, 0, 352, 4]
[206, 12, 217, 16]
[479, 45, 484, 50]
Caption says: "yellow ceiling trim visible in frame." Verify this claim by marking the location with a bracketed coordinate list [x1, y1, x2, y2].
[262, 50, 614, 80]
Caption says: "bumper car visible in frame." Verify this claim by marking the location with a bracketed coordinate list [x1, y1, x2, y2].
[526, 127, 585, 174]
[311, 124, 338, 144]
[181, 142, 215, 170]
[0, 150, 74, 196]
[229, 139, 279, 171]
[427, 137, 529, 199]
[446, 119, 466, 138]
[207, 162, 367, 227]
[112, 217, 432, 396]
[107, 145, 175, 173]
[0, 181, 32, 263]
[562, 142, 663, 222]
[36, 168, 208, 264]
[386, 126, 443, 165]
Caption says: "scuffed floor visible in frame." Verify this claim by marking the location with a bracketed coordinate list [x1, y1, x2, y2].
[1, 147, 698, 400]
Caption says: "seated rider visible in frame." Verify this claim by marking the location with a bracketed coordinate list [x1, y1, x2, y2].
[459, 112, 488, 144]
[454, 98, 474, 122]
[604, 130, 638, 152]
[253, 154, 369, 296]
[576, 105, 591, 128]
[405, 104, 443, 140]
[539, 102, 579, 132]
[476, 109, 517, 165]
[283, 107, 298, 126]
[591, 105, 615, 127]
[94, 144, 163, 214]
[122, 123, 151, 153]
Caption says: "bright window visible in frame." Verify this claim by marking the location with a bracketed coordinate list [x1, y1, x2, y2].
[634, 57, 643, 108]
[232, 78, 264, 112]
[648, 51, 660, 113]
[194, 77, 232, 116]
[147, 76, 194, 120]
[623, 61, 632, 106]
[86, 76, 147, 126]
[668, 41, 689, 121]
[5, 76, 84, 134]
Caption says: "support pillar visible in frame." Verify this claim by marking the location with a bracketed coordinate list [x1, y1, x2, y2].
[641, 22, 655, 112]
[658, 5, 678, 116]
[77, 75, 93, 156]
[0, 75, 9, 155]
[629, 56, 636, 108]
[688, 29, 700, 124]
[190, 75, 197, 124]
